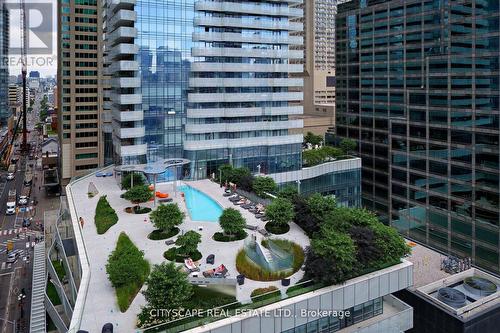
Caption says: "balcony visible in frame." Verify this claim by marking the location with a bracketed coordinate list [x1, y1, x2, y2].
[112, 109, 143, 122]
[188, 77, 303, 88]
[108, 9, 136, 29]
[190, 62, 303, 73]
[191, 47, 303, 59]
[193, 16, 303, 31]
[193, 32, 303, 45]
[194, 1, 302, 18]
[108, 43, 138, 60]
[186, 105, 303, 118]
[108, 60, 138, 73]
[184, 133, 303, 150]
[110, 92, 141, 105]
[188, 91, 303, 103]
[106, 26, 137, 45]
[115, 143, 147, 156]
[110, 77, 141, 88]
[115, 126, 145, 139]
[185, 119, 303, 134]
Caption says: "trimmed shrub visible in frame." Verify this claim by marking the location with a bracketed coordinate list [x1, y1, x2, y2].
[95, 196, 118, 234]
[213, 230, 247, 242]
[148, 227, 180, 240]
[164, 247, 202, 262]
[106, 233, 150, 312]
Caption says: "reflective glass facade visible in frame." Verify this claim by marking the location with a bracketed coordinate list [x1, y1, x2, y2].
[136, 0, 194, 162]
[281, 297, 383, 333]
[336, 0, 500, 274]
[278, 168, 361, 207]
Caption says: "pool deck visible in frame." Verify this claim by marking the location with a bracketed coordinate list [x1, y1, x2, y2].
[69, 173, 309, 332]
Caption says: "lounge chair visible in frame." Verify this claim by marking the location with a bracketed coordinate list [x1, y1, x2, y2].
[258, 229, 270, 237]
[214, 264, 229, 278]
[244, 224, 258, 231]
[234, 199, 246, 205]
[184, 258, 200, 272]
[165, 239, 175, 245]
[241, 203, 254, 209]
[228, 195, 241, 202]
[255, 213, 264, 219]
[260, 216, 269, 222]
[223, 191, 233, 197]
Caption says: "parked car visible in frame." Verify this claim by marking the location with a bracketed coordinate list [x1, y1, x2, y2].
[6, 173, 14, 181]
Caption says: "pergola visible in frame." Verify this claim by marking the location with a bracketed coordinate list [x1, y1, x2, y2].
[114, 158, 190, 206]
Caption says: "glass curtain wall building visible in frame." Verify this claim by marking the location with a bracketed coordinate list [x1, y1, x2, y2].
[336, 0, 500, 274]
[105, 0, 304, 180]
[184, 0, 304, 179]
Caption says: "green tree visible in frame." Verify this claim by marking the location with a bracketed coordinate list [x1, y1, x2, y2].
[121, 172, 146, 190]
[302, 149, 323, 166]
[123, 185, 152, 207]
[231, 167, 251, 185]
[307, 193, 336, 222]
[304, 131, 323, 146]
[139, 262, 193, 326]
[219, 208, 246, 236]
[277, 185, 299, 201]
[106, 233, 150, 288]
[340, 138, 357, 155]
[265, 197, 295, 227]
[305, 229, 357, 284]
[150, 203, 184, 232]
[218, 164, 233, 184]
[175, 230, 201, 255]
[252, 176, 277, 197]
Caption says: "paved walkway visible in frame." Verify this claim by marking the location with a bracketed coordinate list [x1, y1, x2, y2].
[69, 175, 309, 332]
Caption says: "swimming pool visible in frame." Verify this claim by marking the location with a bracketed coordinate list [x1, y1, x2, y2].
[178, 185, 223, 222]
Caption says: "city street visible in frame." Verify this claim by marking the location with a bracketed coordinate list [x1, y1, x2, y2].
[0, 92, 47, 333]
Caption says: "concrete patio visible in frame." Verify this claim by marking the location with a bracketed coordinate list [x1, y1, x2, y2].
[69, 170, 309, 332]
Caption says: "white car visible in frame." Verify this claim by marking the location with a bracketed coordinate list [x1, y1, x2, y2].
[6, 203, 15, 215]
[6, 173, 14, 180]
[18, 196, 28, 206]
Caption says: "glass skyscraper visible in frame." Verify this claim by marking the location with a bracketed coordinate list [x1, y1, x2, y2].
[336, 0, 500, 274]
[105, 0, 304, 179]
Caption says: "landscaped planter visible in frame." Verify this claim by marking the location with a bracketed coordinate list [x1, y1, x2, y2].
[124, 205, 152, 214]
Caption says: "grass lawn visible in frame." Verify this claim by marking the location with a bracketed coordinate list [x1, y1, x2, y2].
[116, 283, 143, 312]
[95, 195, 118, 234]
[46, 280, 61, 305]
[51, 260, 66, 281]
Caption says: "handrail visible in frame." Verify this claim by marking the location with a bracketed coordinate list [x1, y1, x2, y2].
[65, 166, 114, 332]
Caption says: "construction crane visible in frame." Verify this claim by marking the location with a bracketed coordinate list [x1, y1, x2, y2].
[20, 0, 29, 153]
[0, 0, 28, 164]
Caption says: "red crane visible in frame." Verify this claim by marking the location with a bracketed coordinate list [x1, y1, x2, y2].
[20, 0, 29, 153]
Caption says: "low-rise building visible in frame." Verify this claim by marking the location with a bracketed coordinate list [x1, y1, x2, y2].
[395, 242, 500, 333]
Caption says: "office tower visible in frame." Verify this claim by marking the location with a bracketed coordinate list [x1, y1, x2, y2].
[58, 0, 105, 179]
[105, 0, 304, 178]
[336, 0, 500, 274]
[0, 3, 8, 127]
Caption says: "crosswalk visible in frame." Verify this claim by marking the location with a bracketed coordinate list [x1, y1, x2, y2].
[0, 228, 37, 236]
[0, 243, 34, 255]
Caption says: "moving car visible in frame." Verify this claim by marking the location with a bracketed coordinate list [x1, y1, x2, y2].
[7, 251, 20, 264]
[6, 173, 14, 180]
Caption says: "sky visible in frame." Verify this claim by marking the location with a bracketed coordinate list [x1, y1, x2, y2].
[6, 0, 57, 78]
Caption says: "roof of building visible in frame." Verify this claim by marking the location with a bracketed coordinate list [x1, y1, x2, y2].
[405, 240, 500, 321]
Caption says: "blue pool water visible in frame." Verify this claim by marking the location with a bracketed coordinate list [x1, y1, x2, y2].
[178, 185, 223, 222]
